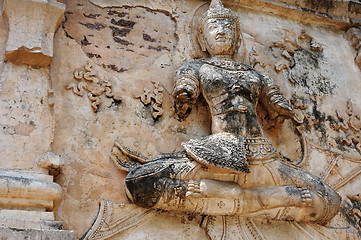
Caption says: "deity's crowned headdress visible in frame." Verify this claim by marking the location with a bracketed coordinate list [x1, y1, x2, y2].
[198, 0, 239, 34]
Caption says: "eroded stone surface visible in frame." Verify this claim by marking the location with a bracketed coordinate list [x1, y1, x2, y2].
[0, 0, 361, 239]
[0, 227, 74, 240]
[3, 0, 65, 66]
[50, 0, 361, 238]
[63, 0, 177, 73]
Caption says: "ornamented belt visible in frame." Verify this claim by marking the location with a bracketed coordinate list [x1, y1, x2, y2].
[244, 137, 280, 162]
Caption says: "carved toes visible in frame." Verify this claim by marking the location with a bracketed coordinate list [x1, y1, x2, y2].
[298, 187, 313, 207]
[185, 180, 202, 198]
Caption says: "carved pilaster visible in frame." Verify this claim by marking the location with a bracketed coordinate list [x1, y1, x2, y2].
[2, 0, 65, 66]
[0, 0, 73, 238]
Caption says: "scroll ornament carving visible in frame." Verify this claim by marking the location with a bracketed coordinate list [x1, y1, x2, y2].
[330, 99, 361, 154]
[270, 30, 323, 85]
[136, 81, 164, 119]
[345, 194, 361, 233]
[67, 62, 122, 112]
[290, 95, 319, 131]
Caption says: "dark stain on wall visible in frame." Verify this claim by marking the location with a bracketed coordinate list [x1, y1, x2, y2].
[79, 22, 106, 30]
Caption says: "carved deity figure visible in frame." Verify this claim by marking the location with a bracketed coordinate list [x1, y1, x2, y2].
[124, 0, 341, 224]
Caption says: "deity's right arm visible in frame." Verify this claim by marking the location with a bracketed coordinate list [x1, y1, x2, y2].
[172, 61, 202, 119]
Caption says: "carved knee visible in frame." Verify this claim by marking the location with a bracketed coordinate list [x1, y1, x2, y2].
[125, 177, 188, 209]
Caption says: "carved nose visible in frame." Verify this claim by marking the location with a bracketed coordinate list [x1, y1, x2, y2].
[218, 27, 226, 34]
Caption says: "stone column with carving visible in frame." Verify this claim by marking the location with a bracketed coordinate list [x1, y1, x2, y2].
[0, 0, 73, 239]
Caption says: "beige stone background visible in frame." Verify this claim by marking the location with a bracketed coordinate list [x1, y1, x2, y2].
[1, 0, 361, 239]
[52, 0, 361, 238]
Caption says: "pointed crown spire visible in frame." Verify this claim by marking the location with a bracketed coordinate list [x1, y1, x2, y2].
[199, 0, 239, 34]
[210, 0, 225, 9]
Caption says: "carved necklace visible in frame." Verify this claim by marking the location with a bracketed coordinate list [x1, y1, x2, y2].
[200, 58, 253, 71]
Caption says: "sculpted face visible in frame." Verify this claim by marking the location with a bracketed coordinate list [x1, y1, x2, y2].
[202, 18, 237, 56]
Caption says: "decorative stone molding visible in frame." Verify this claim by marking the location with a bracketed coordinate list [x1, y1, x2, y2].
[0, 156, 63, 210]
[0, 170, 62, 211]
[0, 153, 73, 239]
[0, 170, 73, 238]
[2, 0, 65, 66]
[224, 0, 361, 29]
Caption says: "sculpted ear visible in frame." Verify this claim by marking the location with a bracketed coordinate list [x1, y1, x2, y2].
[197, 32, 207, 52]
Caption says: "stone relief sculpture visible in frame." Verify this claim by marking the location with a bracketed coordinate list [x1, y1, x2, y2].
[136, 81, 164, 119]
[270, 30, 323, 85]
[331, 98, 361, 154]
[67, 62, 122, 112]
[118, 0, 341, 224]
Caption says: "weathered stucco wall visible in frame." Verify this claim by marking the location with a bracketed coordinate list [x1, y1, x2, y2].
[47, 0, 361, 238]
[1, 0, 361, 239]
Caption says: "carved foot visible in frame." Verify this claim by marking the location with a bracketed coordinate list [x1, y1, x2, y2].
[186, 179, 244, 199]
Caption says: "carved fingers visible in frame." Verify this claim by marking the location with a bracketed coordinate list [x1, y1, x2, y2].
[273, 102, 294, 118]
[173, 86, 197, 105]
[173, 76, 199, 102]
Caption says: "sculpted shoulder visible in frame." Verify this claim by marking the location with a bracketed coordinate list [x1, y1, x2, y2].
[176, 60, 204, 78]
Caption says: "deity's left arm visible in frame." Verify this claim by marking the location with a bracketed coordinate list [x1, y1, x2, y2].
[259, 74, 295, 121]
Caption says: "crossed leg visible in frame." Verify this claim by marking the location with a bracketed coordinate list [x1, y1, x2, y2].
[126, 158, 341, 223]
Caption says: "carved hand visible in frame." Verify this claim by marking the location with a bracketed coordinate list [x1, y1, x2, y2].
[276, 102, 295, 119]
[173, 85, 197, 104]
[173, 85, 198, 119]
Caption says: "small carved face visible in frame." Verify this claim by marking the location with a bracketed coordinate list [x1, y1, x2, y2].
[203, 18, 237, 56]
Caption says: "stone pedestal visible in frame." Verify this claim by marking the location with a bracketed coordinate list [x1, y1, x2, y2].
[0, 228, 74, 240]
[0, 209, 73, 240]
[0, 157, 74, 239]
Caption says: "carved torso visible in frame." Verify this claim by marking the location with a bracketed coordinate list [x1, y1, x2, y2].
[198, 59, 264, 137]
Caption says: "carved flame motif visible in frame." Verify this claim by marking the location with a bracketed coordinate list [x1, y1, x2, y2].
[271, 29, 323, 85]
[136, 81, 164, 119]
[344, 194, 361, 233]
[330, 99, 361, 154]
[67, 62, 122, 112]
